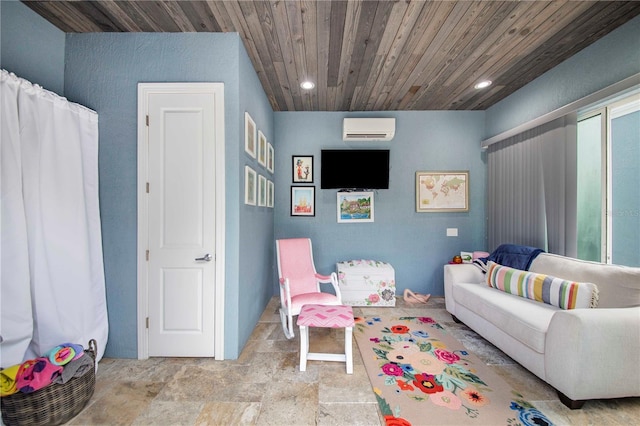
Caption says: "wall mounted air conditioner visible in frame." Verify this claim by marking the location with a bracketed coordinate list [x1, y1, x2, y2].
[343, 117, 396, 141]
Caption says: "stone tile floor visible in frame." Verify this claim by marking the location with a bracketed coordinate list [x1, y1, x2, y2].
[68, 296, 639, 425]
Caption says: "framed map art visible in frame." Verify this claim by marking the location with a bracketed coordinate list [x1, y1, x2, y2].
[416, 171, 469, 212]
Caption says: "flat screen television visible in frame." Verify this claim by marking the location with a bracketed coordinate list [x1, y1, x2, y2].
[321, 149, 390, 189]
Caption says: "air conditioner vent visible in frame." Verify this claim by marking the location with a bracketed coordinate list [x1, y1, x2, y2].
[345, 133, 389, 139]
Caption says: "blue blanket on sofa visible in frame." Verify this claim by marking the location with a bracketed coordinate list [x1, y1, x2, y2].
[481, 243, 544, 271]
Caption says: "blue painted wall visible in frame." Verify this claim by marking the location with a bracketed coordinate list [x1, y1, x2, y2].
[274, 111, 487, 297]
[235, 37, 276, 353]
[486, 15, 640, 138]
[0, 0, 65, 94]
[64, 32, 237, 358]
[63, 32, 272, 359]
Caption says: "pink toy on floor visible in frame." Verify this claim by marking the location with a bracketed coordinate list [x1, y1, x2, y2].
[403, 288, 431, 304]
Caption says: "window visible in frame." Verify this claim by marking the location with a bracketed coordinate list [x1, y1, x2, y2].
[576, 110, 605, 262]
[577, 94, 640, 266]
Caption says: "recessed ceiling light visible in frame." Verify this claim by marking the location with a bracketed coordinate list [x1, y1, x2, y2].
[300, 81, 315, 90]
[474, 80, 492, 89]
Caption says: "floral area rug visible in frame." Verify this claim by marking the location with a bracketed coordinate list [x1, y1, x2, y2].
[353, 316, 554, 426]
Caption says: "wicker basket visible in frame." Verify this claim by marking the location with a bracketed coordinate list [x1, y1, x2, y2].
[1, 339, 97, 426]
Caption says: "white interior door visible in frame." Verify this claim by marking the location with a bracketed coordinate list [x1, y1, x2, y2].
[143, 86, 220, 357]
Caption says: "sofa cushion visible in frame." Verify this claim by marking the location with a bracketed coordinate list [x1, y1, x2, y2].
[486, 261, 599, 309]
[530, 253, 640, 309]
[453, 283, 558, 353]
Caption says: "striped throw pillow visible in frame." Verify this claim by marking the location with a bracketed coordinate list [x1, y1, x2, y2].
[486, 261, 599, 309]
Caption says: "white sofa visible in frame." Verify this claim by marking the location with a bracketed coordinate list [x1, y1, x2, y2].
[444, 252, 640, 409]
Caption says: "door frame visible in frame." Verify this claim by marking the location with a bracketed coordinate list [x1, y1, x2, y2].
[136, 82, 226, 360]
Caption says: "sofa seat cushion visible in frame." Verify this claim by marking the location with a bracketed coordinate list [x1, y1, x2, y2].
[452, 282, 560, 354]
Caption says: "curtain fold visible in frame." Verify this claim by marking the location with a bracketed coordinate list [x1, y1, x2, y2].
[1, 71, 34, 366]
[486, 115, 577, 256]
[0, 70, 108, 366]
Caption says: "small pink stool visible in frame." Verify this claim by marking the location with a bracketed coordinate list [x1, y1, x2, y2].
[297, 304, 355, 374]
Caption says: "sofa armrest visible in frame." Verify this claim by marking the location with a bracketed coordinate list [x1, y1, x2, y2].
[545, 307, 640, 400]
[444, 264, 485, 314]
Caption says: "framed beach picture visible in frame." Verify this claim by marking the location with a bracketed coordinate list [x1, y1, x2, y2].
[267, 143, 274, 173]
[337, 191, 374, 223]
[244, 112, 256, 158]
[292, 155, 313, 183]
[245, 166, 257, 205]
[291, 186, 315, 216]
[258, 175, 267, 207]
[416, 171, 469, 212]
[258, 131, 267, 167]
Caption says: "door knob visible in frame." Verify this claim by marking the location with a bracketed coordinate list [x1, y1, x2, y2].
[195, 253, 212, 262]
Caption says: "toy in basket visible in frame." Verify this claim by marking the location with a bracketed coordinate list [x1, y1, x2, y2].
[1, 339, 97, 426]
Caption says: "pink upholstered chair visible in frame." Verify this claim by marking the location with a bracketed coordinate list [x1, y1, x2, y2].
[276, 238, 342, 339]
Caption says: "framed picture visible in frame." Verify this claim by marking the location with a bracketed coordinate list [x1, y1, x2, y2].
[258, 131, 267, 167]
[267, 143, 274, 174]
[416, 171, 469, 212]
[244, 166, 257, 205]
[337, 191, 374, 223]
[267, 180, 274, 208]
[291, 186, 315, 216]
[292, 155, 313, 183]
[244, 112, 256, 158]
[258, 175, 267, 206]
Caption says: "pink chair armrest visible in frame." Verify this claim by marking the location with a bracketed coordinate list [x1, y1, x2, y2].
[315, 273, 331, 282]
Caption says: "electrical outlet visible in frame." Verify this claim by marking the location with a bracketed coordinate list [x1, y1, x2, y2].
[446, 228, 458, 237]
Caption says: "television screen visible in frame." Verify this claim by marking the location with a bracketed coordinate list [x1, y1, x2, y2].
[321, 149, 390, 189]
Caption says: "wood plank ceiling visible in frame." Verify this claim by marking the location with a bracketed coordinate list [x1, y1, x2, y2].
[23, 1, 640, 111]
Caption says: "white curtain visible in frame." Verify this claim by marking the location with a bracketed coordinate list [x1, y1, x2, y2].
[486, 114, 578, 256]
[1, 70, 108, 366]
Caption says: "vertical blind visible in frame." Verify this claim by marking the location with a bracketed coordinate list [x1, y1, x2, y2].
[486, 114, 577, 256]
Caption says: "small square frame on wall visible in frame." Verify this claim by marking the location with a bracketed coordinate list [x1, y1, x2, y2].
[258, 175, 267, 206]
[292, 155, 313, 183]
[416, 171, 469, 212]
[244, 166, 257, 205]
[244, 112, 256, 158]
[291, 186, 315, 216]
[337, 191, 374, 223]
[258, 131, 267, 167]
